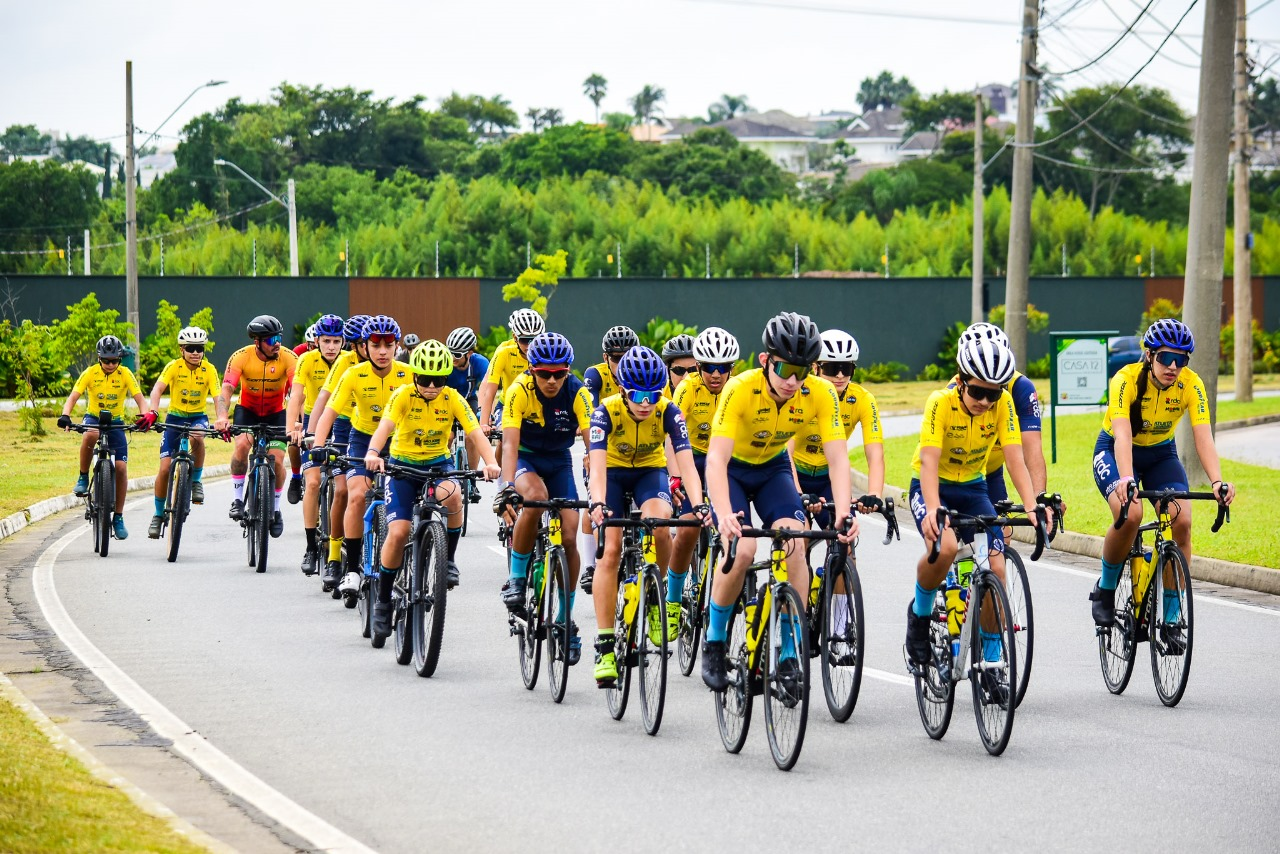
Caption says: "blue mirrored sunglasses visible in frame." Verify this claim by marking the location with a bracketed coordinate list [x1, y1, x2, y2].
[1153, 351, 1190, 369]
[261, 334, 283, 346]
[625, 389, 663, 405]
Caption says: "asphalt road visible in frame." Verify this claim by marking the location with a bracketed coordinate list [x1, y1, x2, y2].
[33, 475, 1280, 853]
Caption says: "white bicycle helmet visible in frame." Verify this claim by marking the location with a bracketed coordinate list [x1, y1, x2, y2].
[446, 326, 478, 356]
[508, 308, 545, 337]
[178, 326, 208, 346]
[960, 321, 1010, 350]
[818, 329, 859, 363]
[305, 324, 317, 344]
[957, 337, 1016, 385]
[692, 326, 740, 362]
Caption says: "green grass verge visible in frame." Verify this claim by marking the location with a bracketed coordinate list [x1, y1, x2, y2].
[854, 401, 1280, 569]
[0, 697, 208, 854]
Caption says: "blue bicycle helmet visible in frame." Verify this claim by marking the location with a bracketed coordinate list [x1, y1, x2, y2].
[314, 314, 344, 338]
[616, 345, 668, 393]
[527, 332, 574, 366]
[344, 314, 371, 342]
[365, 314, 401, 340]
[1143, 318, 1194, 353]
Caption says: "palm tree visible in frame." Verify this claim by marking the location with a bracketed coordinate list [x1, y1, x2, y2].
[708, 93, 751, 123]
[541, 108, 564, 128]
[526, 107, 545, 132]
[583, 74, 608, 124]
[629, 85, 667, 137]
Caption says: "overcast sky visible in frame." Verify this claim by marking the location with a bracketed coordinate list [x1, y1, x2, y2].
[7, 0, 1280, 147]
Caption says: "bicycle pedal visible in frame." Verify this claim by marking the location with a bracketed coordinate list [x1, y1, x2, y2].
[596, 679, 616, 690]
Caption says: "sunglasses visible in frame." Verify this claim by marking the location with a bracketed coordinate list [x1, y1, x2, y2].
[1153, 351, 1190, 369]
[606, 352, 624, 363]
[819, 361, 855, 377]
[769, 359, 810, 381]
[182, 345, 205, 354]
[532, 368, 570, 381]
[259, 334, 282, 346]
[625, 389, 663, 405]
[99, 358, 120, 366]
[516, 336, 537, 345]
[700, 362, 733, 375]
[415, 374, 448, 388]
[668, 365, 692, 377]
[369, 333, 398, 346]
[963, 382, 1004, 403]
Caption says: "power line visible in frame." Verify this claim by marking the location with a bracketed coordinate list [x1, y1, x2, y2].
[1047, 0, 1158, 78]
[1032, 149, 1185, 174]
[681, 0, 1013, 26]
[1103, 0, 1201, 67]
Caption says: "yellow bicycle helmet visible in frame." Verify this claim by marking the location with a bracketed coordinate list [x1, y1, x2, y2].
[410, 340, 453, 376]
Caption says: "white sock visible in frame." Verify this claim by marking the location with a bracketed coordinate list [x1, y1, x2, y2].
[232, 476, 245, 501]
[581, 531, 597, 566]
[274, 489, 282, 512]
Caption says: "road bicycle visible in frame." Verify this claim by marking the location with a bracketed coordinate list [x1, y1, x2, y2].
[676, 519, 721, 677]
[228, 424, 289, 573]
[714, 525, 848, 772]
[449, 421, 482, 537]
[314, 449, 343, 589]
[999, 492, 1063, 708]
[909, 504, 1046, 756]
[1096, 483, 1229, 707]
[595, 511, 703, 736]
[69, 411, 140, 557]
[156, 422, 218, 563]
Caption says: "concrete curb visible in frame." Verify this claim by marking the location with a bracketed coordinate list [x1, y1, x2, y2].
[0, 465, 231, 544]
[1215, 412, 1280, 432]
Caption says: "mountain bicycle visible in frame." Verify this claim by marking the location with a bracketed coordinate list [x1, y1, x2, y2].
[1096, 483, 1229, 707]
[909, 504, 1046, 756]
[69, 411, 140, 557]
[156, 422, 220, 563]
[676, 519, 721, 677]
[228, 424, 288, 573]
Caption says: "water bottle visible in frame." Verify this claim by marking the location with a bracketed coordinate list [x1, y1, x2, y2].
[956, 554, 976, 590]
[744, 594, 759, 645]
[531, 558, 545, 598]
[809, 565, 824, 609]
[944, 568, 964, 637]
[623, 573, 639, 625]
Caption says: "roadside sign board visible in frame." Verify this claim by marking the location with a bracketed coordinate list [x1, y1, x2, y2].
[1047, 330, 1117, 463]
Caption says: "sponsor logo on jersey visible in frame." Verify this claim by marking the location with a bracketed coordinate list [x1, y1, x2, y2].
[589, 426, 605, 443]
[753, 430, 770, 439]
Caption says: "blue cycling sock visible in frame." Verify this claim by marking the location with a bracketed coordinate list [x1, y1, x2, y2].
[154, 497, 165, 516]
[981, 630, 1002, 663]
[510, 550, 531, 581]
[913, 582, 936, 618]
[568, 590, 576, 613]
[1100, 559, 1124, 591]
[666, 570, 687, 604]
[779, 614, 798, 662]
[192, 467, 203, 482]
[707, 601, 733, 643]
[556, 585, 571, 622]
[1163, 589, 1181, 623]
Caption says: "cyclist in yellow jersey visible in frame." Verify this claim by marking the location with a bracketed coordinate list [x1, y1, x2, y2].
[58, 335, 155, 541]
[1088, 319, 1234, 630]
[310, 315, 411, 603]
[362, 341, 501, 639]
[660, 333, 697, 397]
[586, 346, 707, 685]
[286, 314, 345, 575]
[701, 313, 858, 691]
[478, 308, 545, 448]
[145, 326, 224, 538]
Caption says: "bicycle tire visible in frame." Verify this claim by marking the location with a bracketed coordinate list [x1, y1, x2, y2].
[677, 531, 712, 677]
[970, 571, 1016, 756]
[245, 470, 257, 568]
[545, 546, 571, 703]
[715, 588, 752, 754]
[913, 595, 954, 741]
[254, 464, 273, 573]
[819, 554, 865, 723]
[166, 460, 190, 564]
[455, 443, 471, 538]
[412, 520, 448, 675]
[317, 469, 332, 543]
[1149, 543, 1194, 707]
[392, 537, 413, 666]
[1098, 561, 1137, 695]
[365, 503, 389, 647]
[1004, 546, 1034, 708]
[92, 464, 108, 556]
[638, 564, 668, 735]
[763, 584, 810, 771]
[606, 566, 634, 721]
[518, 550, 544, 690]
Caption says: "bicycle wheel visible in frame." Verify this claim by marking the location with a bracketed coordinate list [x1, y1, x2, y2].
[677, 532, 711, 677]
[254, 465, 273, 573]
[1004, 546, 1034, 708]
[245, 471, 257, 568]
[545, 546, 571, 703]
[763, 584, 810, 771]
[367, 503, 389, 649]
[606, 570, 633, 721]
[455, 444, 471, 537]
[518, 552, 544, 690]
[1149, 544, 1194, 707]
[1098, 561, 1137, 695]
[820, 554, 865, 723]
[166, 460, 190, 564]
[413, 520, 449, 676]
[92, 464, 110, 556]
[715, 588, 753, 755]
[913, 594, 954, 741]
[970, 571, 1016, 756]
[392, 538, 413, 666]
[638, 565, 668, 736]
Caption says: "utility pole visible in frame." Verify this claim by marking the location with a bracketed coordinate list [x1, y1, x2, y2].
[1234, 0, 1254, 401]
[125, 61, 140, 349]
[972, 88, 985, 324]
[83, 229, 90, 275]
[286, 178, 299, 276]
[1004, 0, 1039, 366]
[1179, 0, 1235, 484]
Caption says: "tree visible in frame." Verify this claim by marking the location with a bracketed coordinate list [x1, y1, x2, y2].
[497, 123, 637, 185]
[503, 249, 568, 315]
[1251, 76, 1280, 137]
[628, 127, 793, 203]
[629, 85, 667, 128]
[440, 92, 519, 137]
[857, 71, 916, 112]
[583, 74, 608, 123]
[708, 94, 752, 123]
[526, 107, 546, 133]
[902, 90, 976, 138]
[57, 135, 114, 166]
[541, 108, 564, 128]
[603, 112, 636, 132]
[0, 124, 52, 157]
[0, 161, 101, 250]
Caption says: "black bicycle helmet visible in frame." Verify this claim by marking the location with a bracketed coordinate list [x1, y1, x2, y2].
[96, 335, 125, 359]
[602, 325, 639, 355]
[660, 333, 695, 362]
[246, 315, 284, 339]
[762, 311, 821, 365]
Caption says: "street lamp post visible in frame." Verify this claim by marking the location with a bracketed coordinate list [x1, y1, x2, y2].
[213, 159, 298, 276]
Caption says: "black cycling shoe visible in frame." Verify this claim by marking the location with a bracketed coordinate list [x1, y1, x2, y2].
[580, 564, 595, 594]
[321, 559, 342, 589]
[372, 602, 392, 641]
[701, 640, 729, 691]
[567, 622, 582, 666]
[300, 549, 318, 576]
[905, 602, 932, 666]
[1159, 623, 1187, 655]
[501, 577, 527, 611]
[980, 669, 1011, 708]
[228, 499, 244, 521]
[270, 511, 284, 538]
[287, 476, 303, 505]
[446, 560, 460, 590]
[1090, 582, 1116, 628]
[775, 657, 802, 708]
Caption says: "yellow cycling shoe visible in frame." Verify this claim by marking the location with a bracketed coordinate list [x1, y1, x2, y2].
[666, 601, 681, 643]
[594, 651, 618, 686]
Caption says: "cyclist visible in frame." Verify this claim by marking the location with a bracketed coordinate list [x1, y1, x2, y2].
[444, 326, 489, 414]
[310, 315, 411, 603]
[287, 313, 345, 574]
[1088, 318, 1235, 637]
[579, 325, 640, 595]
[293, 324, 315, 357]
[660, 333, 697, 396]
[363, 340, 502, 639]
[58, 335, 156, 541]
[587, 346, 706, 686]
[310, 314, 371, 586]
[701, 313, 858, 692]
[668, 326, 740, 605]
[395, 332, 420, 363]
[478, 308, 546, 452]
[904, 337, 1051, 702]
[145, 326, 224, 538]
[791, 329, 885, 529]
[494, 332, 594, 664]
[215, 315, 298, 538]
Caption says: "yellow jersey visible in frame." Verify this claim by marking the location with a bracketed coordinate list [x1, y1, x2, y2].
[223, 345, 297, 416]
[1102, 362, 1210, 447]
[321, 350, 361, 421]
[672, 371, 724, 455]
[710, 369, 843, 465]
[72, 363, 141, 419]
[583, 361, 619, 405]
[589, 394, 691, 468]
[330, 360, 413, 435]
[911, 386, 1021, 483]
[793, 381, 883, 473]
[384, 384, 480, 463]
[501, 372, 593, 453]
[485, 339, 529, 392]
[296, 348, 339, 415]
[158, 358, 220, 416]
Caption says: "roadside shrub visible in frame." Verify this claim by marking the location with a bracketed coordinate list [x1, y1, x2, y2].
[855, 361, 909, 383]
